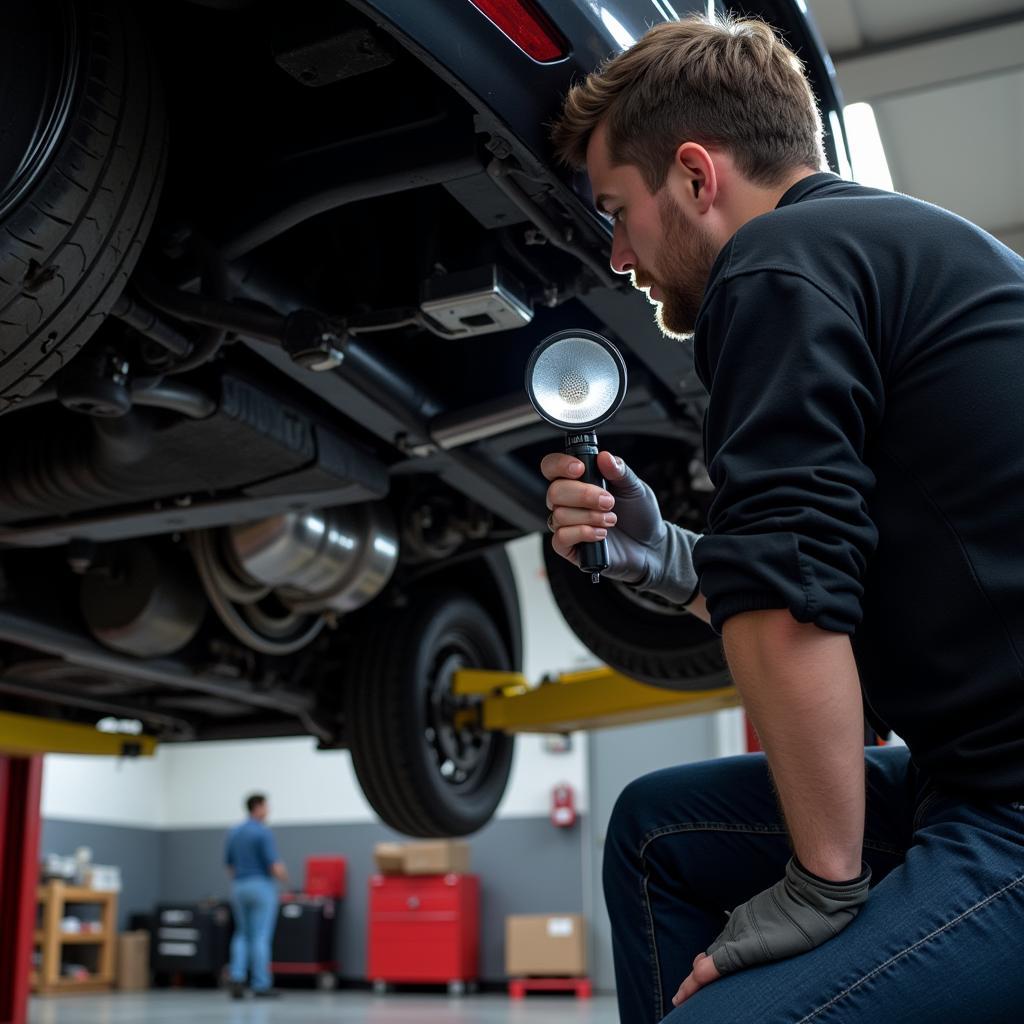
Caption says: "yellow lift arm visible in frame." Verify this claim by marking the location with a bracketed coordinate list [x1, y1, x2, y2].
[453, 666, 739, 734]
[0, 711, 158, 758]
[1, 668, 733, 752]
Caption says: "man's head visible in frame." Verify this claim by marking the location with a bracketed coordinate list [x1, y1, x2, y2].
[246, 793, 268, 821]
[552, 15, 825, 337]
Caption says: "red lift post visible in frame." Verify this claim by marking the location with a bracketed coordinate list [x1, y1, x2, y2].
[0, 712, 154, 1024]
[0, 756, 43, 1024]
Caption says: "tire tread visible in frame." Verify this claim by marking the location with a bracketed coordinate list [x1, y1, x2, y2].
[0, 0, 166, 408]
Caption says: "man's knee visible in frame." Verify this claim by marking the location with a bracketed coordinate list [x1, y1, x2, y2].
[606, 761, 716, 848]
[607, 773, 663, 853]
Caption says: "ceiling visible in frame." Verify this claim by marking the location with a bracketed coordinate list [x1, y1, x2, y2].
[807, 0, 1024, 255]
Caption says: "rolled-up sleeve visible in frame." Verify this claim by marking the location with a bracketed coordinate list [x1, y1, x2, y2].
[692, 269, 883, 635]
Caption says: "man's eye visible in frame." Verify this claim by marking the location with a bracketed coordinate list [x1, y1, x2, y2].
[609, 208, 624, 223]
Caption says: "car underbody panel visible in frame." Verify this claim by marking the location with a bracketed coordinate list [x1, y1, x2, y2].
[0, 0, 845, 832]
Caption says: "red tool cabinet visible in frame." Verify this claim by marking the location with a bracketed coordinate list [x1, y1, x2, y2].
[367, 874, 479, 985]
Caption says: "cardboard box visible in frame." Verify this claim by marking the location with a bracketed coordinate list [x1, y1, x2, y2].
[117, 931, 150, 991]
[403, 840, 470, 876]
[505, 914, 587, 977]
[373, 843, 406, 876]
[373, 840, 471, 876]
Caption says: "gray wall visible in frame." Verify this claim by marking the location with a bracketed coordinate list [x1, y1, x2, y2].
[160, 816, 583, 981]
[40, 818, 163, 932]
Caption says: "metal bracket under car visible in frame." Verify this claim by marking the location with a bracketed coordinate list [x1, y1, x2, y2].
[452, 666, 739, 735]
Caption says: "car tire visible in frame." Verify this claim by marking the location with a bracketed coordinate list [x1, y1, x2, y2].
[345, 591, 515, 837]
[542, 537, 729, 691]
[0, 0, 166, 411]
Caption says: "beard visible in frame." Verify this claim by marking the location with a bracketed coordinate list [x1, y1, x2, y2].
[634, 191, 718, 340]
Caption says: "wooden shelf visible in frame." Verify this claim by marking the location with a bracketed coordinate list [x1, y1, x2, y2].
[32, 881, 117, 995]
[34, 930, 107, 945]
[35, 975, 112, 995]
[37, 884, 116, 904]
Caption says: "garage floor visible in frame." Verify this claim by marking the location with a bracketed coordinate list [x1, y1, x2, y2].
[30, 990, 619, 1022]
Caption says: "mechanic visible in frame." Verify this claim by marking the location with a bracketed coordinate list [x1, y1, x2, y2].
[224, 792, 288, 1000]
[542, 14, 1024, 1023]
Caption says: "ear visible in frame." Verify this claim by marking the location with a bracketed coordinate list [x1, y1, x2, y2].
[669, 142, 717, 215]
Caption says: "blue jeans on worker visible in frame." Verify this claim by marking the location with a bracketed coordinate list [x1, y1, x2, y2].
[229, 875, 278, 992]
[603, 745, 1024, 1023]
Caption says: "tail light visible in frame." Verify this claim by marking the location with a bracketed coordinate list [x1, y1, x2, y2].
[467, 0, 569, 63]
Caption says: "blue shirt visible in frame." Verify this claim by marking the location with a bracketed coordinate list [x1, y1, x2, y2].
[225, 819, 279, 881]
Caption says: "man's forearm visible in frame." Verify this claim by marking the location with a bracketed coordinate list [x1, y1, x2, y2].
[722, 609, 865, 880]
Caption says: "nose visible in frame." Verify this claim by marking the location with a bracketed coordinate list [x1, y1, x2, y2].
[610, 223, 635, 275]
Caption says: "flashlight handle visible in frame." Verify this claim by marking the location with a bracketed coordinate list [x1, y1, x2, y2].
[565, 431, 609, 579]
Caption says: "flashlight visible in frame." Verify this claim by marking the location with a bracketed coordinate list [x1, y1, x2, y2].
[525, 329, 628, 582]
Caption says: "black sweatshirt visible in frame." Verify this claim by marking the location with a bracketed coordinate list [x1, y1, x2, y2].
[691, 172, 1024, 799]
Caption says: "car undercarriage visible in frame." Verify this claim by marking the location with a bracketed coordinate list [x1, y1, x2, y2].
[0, 0, 845, 833]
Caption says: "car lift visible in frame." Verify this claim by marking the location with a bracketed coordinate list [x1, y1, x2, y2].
[453, 665, 739, 734]
[0, 671, 735, 1024]
[0, 713, 157, 1024]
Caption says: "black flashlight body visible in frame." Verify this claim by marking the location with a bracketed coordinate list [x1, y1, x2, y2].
[565, 430, 608, 582]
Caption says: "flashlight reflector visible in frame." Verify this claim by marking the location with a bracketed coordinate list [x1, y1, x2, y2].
[525, 330, 627, 430]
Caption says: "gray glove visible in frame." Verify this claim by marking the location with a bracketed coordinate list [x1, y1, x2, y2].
[600, 459, 702, 606]
[707, 857, 872, 976]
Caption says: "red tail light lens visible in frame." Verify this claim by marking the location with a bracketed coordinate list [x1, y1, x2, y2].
[467, 0, 569, 63]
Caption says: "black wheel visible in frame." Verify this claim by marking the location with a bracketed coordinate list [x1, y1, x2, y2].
[542, 536, 728, 691]
[0, 0, 166, 410]
[345, 591, 515, 837]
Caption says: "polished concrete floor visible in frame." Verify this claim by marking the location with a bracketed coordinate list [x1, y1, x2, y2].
[30, 990, 619, 1023]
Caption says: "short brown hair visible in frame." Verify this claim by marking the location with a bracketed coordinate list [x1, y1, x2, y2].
[551, 15, 825, 191]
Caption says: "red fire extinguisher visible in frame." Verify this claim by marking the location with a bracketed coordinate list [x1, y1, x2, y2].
[551, 783, 576, 828]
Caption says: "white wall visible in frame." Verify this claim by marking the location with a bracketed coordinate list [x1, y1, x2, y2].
[505, 534, 595, 683]
[42, 750, 166, 829]
[498, 534, 594, 818]
[160, 737, 368, 828]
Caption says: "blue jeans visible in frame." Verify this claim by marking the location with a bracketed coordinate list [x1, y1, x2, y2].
[229, 875, 278, 992]
[603, 746, 1024, 1023]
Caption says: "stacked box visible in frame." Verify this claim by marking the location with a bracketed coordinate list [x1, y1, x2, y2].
[372, 840, 470, 876]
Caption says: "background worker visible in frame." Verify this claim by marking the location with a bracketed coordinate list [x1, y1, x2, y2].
[543, 14, 1024, 1023]
[225, 792, 287, 1000]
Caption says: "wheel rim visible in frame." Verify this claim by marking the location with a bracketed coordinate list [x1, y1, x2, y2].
[422, 638, 496, 795]
[0, 0, 78, 220]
